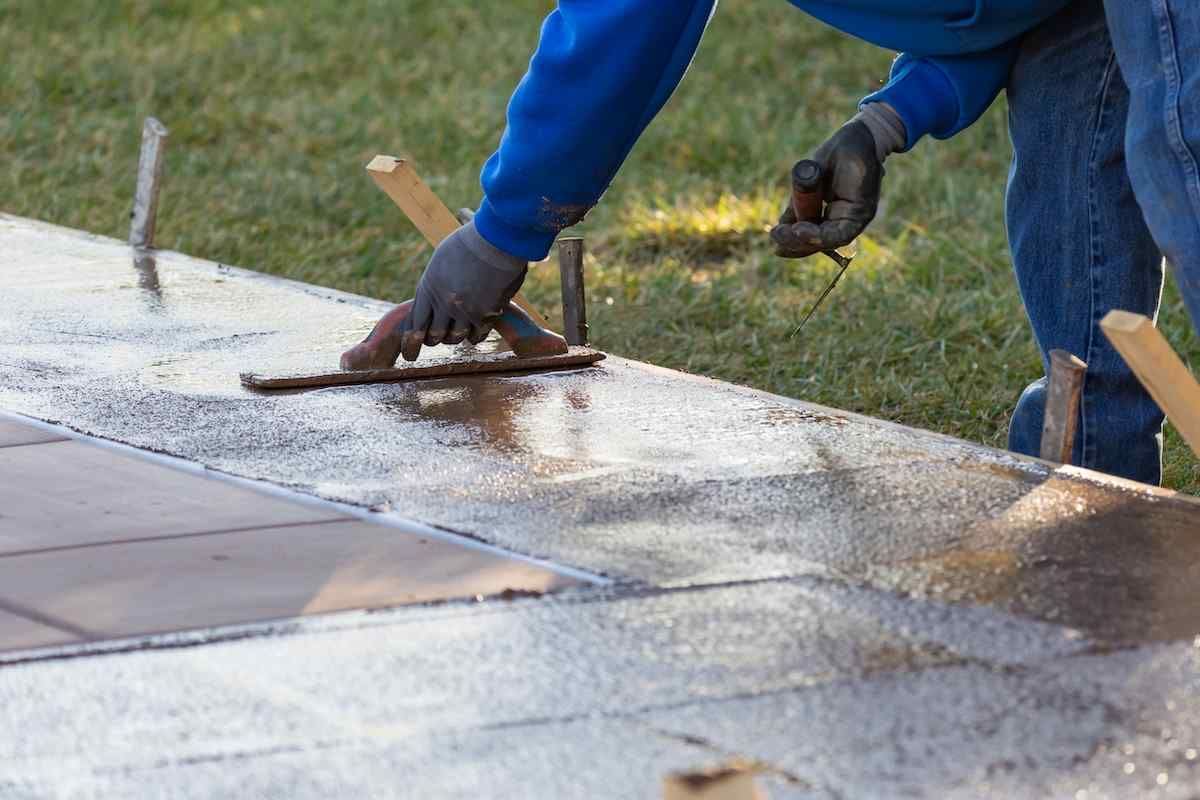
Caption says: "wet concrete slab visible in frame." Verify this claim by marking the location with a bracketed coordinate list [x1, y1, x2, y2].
[2, 214, 1193, 600]
[0, 578, 1192, 799]
[92, 572, 1058, 728]
[0, 580, 1041, 782]
[1, 711, 805, 800]
[864, 472, 1200, 644]
[645, 642, 1200, 799]
[3, 213, 1200, 798]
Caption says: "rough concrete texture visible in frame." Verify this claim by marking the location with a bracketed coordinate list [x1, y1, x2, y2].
[0, 580, 1195, 799]
[2, 214, 1199, 798]
[646, 641, 1200, 799]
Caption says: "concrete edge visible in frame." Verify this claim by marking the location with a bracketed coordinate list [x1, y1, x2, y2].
[608, 336, 1200, 509]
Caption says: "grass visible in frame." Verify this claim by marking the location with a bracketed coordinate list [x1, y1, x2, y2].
[3, 0, 1198, 492]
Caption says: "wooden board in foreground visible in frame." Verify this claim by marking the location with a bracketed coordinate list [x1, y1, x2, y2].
[365, 155, 551, 330]
[365, 155, 461, 248]
[1100, 309, 1200, 458]
[663, 761, 765, 800]
[241, 347, 605, 390]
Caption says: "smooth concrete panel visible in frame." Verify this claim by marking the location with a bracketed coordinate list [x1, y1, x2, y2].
[0, 419, 65, 449]
[0, 440, 344, 553]
[0, 608, 79, 652]
[0, 520, 578, 639]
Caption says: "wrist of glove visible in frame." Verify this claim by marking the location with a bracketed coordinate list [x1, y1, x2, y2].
[399, 219, 528, 348]
[853, 102, 906, 163]
[770, 102, 904, 259]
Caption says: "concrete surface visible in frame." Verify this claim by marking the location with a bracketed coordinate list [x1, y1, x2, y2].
[0, 438, 341, 552]
[1, 579, 1196, 799]
[1, 213, 1198, 798]
[0, 515, 576, 640]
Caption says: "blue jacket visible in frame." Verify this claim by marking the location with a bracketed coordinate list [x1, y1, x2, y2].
[474, 0, 1071, 261]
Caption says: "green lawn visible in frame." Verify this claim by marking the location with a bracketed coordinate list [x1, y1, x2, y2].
[4, 0, 1198, 492]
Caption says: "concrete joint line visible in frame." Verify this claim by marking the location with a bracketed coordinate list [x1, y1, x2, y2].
[0, 516, 353, 561]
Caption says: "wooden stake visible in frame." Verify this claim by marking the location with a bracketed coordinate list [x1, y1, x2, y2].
[1100, 310, 1200, 458]
[366, 155, 460, 246]
[557, 236, 588, 346]
[365, 155, 550, 328]
[1039, 349, 1087, 463]
[130, 117, 169, 249]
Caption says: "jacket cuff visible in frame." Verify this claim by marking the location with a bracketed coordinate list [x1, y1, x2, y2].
[861, 60, 959, 151]
[473, 199, 558, 262]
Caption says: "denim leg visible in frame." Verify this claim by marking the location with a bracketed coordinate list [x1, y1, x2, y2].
[1103, 0, 1200, 326]
[1005, 0, 1165, 484]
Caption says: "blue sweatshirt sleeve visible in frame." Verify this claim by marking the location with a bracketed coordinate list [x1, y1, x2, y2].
[862, 43, 1020, 151]
[474, 1, 717, 261]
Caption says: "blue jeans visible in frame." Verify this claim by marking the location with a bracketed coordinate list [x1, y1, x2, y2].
[1005, 0, 1200, 485]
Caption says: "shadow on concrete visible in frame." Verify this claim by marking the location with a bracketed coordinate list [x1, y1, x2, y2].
[860, 467, 1200, 644]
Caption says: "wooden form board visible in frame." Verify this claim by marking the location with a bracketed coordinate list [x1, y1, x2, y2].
[662, 763, 765, 800]
[1100, 310, 1200, 458]
[366, 155, 551, 329]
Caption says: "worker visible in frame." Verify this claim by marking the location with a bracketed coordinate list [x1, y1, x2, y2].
[396, 0, 1199, 487]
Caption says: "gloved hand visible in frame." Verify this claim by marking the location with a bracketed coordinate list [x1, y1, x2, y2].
[770, 102, 906, 259]
[397, 219, 528, 357]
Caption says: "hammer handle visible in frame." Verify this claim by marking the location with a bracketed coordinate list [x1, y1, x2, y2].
[790, 159, 825, 223]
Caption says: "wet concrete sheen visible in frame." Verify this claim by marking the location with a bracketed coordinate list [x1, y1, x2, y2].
[3, 214, 1200, 798]
[1, 579, 1196, 799]
[1, 216, 1193, 619]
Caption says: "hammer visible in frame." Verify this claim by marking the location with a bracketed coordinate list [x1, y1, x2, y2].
[789, 159, 856, 336]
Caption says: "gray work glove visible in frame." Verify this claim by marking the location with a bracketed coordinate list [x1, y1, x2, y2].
[397, 219, 528, 355]
[770, 102, 906, 258]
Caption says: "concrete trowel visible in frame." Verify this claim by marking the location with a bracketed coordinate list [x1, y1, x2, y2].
[240, 156, 604, 390]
